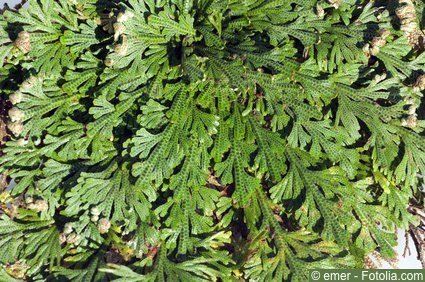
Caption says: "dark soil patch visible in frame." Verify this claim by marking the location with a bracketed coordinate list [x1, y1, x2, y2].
[0, 96, 11, 191]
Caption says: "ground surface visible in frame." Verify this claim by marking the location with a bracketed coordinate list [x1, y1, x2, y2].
[0, 97, 10, 191]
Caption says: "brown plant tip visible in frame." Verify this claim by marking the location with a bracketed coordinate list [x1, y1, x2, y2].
[395, 0, 425, 49]
[414, 75, 425, 92]
[9, 91, 23, 105]
[27, 199, 49, 212]
[15, 31, 31, 54]
[328, 0, 341, 9]
[7, 121, 24, 136]
[98, 218, 111, 234]
[8, 107, 25, 123]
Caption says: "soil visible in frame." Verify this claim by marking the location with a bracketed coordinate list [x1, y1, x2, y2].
[0, 96, 11, 191]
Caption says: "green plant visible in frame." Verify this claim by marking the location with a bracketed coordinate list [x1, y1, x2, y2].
[0, 0, 424, 281]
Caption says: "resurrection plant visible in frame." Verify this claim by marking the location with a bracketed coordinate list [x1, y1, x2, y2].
[0, 0, 424, 281]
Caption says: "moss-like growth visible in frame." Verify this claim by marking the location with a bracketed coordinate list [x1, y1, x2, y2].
[0, 0, 424, 280]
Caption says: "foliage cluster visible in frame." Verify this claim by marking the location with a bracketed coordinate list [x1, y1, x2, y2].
[0, 0, 424, 281]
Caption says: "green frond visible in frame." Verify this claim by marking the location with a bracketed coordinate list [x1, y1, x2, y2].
[0, 214, 60, 276]
[1, 0, 424, 280]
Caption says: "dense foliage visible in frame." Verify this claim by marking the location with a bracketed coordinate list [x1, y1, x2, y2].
[0, 0, 424, 281]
